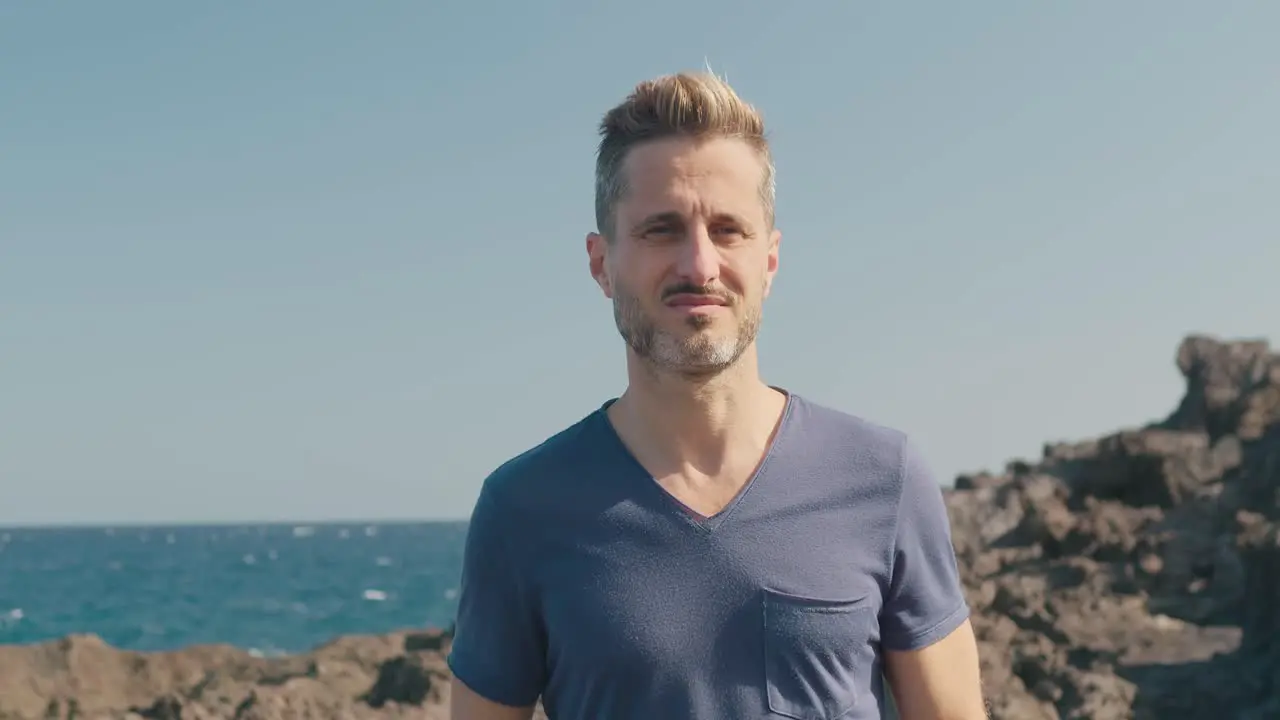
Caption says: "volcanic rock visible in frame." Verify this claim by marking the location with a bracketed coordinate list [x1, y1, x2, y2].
[0, 629, 549, 720]
[947, 334, 1280, 718]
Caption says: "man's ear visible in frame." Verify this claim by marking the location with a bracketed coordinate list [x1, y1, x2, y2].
[586, 232, 613, 298]
[763, 227, 781, 297]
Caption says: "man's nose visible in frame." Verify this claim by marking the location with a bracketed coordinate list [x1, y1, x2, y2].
[675, 226, 719, 287]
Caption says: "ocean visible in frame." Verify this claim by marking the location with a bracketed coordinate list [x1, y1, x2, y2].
[0, 521, 468, 655]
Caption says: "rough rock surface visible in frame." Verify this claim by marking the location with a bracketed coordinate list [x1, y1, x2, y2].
[950, 334, 1280, 719]
[0, 629, 548, 720]
[1, 334, 1276, 719]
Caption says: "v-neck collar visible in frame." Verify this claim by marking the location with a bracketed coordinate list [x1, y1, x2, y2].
[593, 390, 796, 534]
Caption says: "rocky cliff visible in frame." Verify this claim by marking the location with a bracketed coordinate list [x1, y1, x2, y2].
[1, 334, 1277, 719]
[951, 334, 1280, 719]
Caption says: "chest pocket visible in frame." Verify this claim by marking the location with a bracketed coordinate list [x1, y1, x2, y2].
[762, 588, 876, 720]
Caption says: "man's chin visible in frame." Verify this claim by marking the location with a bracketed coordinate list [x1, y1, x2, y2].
[658, 340, 744, 371]
[665, 313, 724, 334]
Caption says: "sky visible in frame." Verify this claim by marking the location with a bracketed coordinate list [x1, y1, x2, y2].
[2, 2, 1278, 527]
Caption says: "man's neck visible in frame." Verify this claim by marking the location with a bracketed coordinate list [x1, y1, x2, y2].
[609, 349, 787, 473]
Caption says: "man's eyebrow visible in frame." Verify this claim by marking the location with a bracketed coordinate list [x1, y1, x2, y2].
[709, 211, 748, 226]
[630, 211, 684, 233]
[630, 211, 748, 233]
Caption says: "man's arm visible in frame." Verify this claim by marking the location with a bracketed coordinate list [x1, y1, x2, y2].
[446, 470, 548, 719]
[879, 436, 987, 720]
[450, 676, 537, 720]
[884, 619, 988, 719]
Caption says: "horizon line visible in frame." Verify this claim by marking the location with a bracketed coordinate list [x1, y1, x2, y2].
[0, 516, 471, 532]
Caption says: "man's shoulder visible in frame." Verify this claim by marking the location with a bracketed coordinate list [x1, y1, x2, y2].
[473, 405, 608, 514]
[790, 393, 911, 466]
[788, 392, 944, 505]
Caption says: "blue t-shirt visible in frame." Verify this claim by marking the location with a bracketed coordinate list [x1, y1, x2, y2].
[448, 392, 969, 720]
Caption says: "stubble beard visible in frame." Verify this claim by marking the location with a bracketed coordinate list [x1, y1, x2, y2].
[612, 284, 762, 378]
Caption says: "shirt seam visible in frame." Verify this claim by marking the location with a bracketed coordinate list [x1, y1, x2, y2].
[882, 597, 970, 651]
[884, 432, 910, 598]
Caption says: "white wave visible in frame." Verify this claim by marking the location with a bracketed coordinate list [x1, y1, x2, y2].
[292, 526, 315, 538]
[375, 556, 393, 566]
[362, 589, 388, 601]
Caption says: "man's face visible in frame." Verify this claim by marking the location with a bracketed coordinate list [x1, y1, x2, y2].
[587, 136, 781, 376]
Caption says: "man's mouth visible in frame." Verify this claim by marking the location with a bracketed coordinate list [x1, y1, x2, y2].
[664, 293, 728, 307]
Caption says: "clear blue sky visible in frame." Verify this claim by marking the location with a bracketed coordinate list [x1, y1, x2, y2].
[2, 2, 1277, 526]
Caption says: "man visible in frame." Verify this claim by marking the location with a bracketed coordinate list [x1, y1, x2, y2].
[447, 71, 987, 720]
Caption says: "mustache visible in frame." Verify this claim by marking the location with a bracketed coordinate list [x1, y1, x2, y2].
[661, 283, 734, 303]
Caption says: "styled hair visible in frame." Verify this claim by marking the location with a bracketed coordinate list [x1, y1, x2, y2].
[594, 71, 775, 237]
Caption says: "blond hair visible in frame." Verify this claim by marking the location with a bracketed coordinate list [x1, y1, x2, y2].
[594, 71, 775, 237]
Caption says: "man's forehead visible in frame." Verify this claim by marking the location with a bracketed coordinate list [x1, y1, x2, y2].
[617, 138, 766, 219]
[617, 190, 759, 228]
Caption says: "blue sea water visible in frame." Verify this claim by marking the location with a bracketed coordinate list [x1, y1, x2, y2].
[0, 522, 468, 655]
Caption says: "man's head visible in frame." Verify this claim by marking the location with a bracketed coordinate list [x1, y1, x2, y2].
[587, 72, 781, 378]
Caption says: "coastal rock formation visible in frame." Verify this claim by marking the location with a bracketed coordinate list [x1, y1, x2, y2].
[0, 334, 1276, 719]
[949, 334, 1280, 719]
[0, 629, 550, 720]
[0, 630, 448, 719]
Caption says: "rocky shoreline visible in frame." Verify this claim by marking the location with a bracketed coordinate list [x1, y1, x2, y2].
[952, 334, 1280, 719]
[0, 628, 505, 720]
[2, 334, 1277, 719]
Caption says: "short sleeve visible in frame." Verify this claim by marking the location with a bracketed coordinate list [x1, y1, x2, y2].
[446, 477, 547, 706]
[879, 436, 970, 651]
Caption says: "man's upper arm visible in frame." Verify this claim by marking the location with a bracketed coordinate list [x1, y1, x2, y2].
[883, 619, 987, 719]
[880, 436, 985, 718]
[450, 675, 538, 720]
[447, 473, 547, 715]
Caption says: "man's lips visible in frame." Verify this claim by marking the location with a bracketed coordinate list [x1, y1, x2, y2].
[664, 293, 728, 307]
